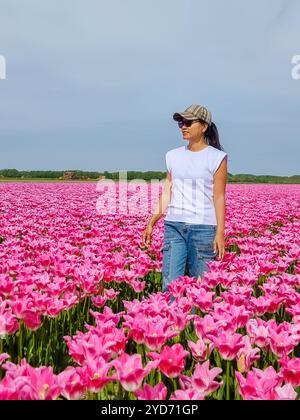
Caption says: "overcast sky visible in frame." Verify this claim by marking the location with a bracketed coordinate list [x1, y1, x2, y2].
[0, 0, 299, 175]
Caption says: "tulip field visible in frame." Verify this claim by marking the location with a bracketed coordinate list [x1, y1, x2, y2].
[0, 181, 300, 400]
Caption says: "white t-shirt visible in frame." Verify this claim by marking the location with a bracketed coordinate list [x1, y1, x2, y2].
[165, 144, 228, 225]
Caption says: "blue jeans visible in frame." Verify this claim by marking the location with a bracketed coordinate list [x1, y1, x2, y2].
[161, 220, 218, 293]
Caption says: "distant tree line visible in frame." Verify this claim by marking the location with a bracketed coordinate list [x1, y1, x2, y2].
[0, 169, 299, 183]
[0, 169, 101, 179]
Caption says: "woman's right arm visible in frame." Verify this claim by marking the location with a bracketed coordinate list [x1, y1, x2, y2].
[149, 171, 172, 226]
[143, 171, 172, 246]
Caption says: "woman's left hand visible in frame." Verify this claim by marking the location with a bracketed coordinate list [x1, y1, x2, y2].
[213, 231, 225, 260]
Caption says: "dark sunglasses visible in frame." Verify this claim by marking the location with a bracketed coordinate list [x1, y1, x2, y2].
[177, 119, 201, 129]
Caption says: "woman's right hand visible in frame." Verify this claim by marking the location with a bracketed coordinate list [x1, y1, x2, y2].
[143, 224, 153, 247]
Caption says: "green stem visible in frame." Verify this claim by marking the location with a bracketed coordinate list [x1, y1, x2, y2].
[157, 369, 162, 384]
[172, 377, 178, 392]
[226, 360, 231, 400]
[18, 321, 23, 363]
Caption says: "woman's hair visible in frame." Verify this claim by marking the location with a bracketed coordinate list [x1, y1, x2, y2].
[201, 120, 225, 152]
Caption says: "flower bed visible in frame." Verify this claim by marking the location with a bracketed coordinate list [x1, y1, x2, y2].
[0, 183, 299, 400]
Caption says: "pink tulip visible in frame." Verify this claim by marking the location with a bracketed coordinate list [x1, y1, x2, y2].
[0, 353, 10, 365]
[134, 383, 167, 400]
[90, 307, 124, 326]
[188, 337, 214, 362]
[219, 272, 237, 288]
[91, 295, 107, 308]
[213, 302, 250, 330]
[107, 328, 128, 358]
[0, 275, 14, 296]
[45, 299, 66, 318]
[194, 315, 224, 344]
[0, 311, 19, 336]
[189, 361, 223, 396]
[39, 254, 51, 267]
[221, 285, 253, 307]
[236, 367, 282, 400]
[147, 344, 189, 378]
[207, 332, 245, 361]
[267, 296, 286, 314]
[104, 288, 120, 300]
[111, 352, 159, 392]
[129, 279, 146, 293]
[236, 336, 260, 373]
[64, 333, 115, 365]
[82, 356, 115, 393]
[170, 389, 205, 400]
[246, 319, 270, 350]
[141, 318, 178, 351]
[168, 307, 192, 331]
[57, 367, 87, 400]
[167, 279, 189, 298]
[10, 300, 42, 331]
[250, 296, 272, 317]
[279, 357, 300, 387]
[123, 311, 178, 350]
[272, 383, 297, 400]
[187, 287, 215, 313]
[0, 383, 17, 400]
[171, 296, 193, 314]
[269, 330, 297, 358]
[1, 359, 61, 400]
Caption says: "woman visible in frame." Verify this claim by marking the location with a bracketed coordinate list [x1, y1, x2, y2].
[143, 104, 228, 293]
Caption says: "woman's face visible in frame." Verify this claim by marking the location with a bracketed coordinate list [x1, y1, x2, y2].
[181, 120, 208, 141]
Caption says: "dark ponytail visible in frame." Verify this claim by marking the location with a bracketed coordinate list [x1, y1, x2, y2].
[202, 121, 225, 152]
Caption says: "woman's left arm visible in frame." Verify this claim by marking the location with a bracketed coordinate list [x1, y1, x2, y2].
[213, 158, 228, 260]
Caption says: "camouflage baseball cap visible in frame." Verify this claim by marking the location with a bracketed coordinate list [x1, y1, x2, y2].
[173, 104, 212, 126]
